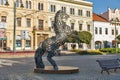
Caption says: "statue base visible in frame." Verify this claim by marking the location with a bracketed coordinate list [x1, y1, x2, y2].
[34, 66, 79, 74]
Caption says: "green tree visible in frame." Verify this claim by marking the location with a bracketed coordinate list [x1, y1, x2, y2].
[117, 34, 120, 41]
[66, 31, 80, 43]
[78, 31, 92, 44]
[66, 31, 92, 45]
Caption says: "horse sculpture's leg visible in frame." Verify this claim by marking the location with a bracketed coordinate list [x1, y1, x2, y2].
[35, 47, 45, 69]
[47, 51, 58, 70]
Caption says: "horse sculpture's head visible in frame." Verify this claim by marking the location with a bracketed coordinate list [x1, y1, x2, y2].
[54, 10, 70, 35]
[54, 10, 70, 23]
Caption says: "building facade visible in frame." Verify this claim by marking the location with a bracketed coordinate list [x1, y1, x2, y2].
[0, 0, 93, 51]
[93, 13, 120, 49]
[47, 0, 93, 50]
[100, 8, 120, 21]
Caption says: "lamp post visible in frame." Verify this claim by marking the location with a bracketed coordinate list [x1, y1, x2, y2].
[13, 1, 16, 52]
[115, 18, 117, 54]
[112, 18, 118, 54]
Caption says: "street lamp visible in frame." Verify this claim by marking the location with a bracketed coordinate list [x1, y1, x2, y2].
[13, 1, 16, 52]
[111, 18, 118, 54]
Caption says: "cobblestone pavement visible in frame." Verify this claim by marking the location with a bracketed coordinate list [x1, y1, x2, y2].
[1, 54, 120, 80]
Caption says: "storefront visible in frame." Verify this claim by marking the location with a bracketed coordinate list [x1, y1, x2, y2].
[0, 28, 7, 50]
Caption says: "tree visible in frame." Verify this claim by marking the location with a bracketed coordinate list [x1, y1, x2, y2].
[117, 34, 120, 41]
[66, 31, 92, 44]
[117, 34, 120, 44]
[66, 31, 80, 43]
[78, 31, 92, 44]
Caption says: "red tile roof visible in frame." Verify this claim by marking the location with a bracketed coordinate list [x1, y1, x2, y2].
[93, 13, 108, 22]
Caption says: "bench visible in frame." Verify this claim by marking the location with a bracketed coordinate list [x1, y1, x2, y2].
[96, 59, 120, 74]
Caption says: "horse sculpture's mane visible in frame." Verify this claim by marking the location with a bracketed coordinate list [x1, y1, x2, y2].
[53, 10, 70, 35]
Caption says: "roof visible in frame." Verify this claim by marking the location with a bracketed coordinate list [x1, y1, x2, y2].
[93, 13, 108, 22]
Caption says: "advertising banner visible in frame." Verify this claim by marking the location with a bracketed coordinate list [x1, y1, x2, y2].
[0, 22, 7, 28]
[0, 29, 6, 40]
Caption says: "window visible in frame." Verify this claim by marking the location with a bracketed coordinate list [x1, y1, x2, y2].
[17, 17, 21, 26]
[112, 29, 114, 35]
[0, 0, 7, 5]
[105, 28, 108, 35]
[26, 18, 31, 27]
[29, 1, 31, 9]
[71, 23, 74, 30]
[25, 40, 31, 47]
[50, 5, 56, 12]
[1, 16, 6, 22]
[61, 6, 66, 13]
[15, 0, 23, 7]
[38, 3, 43, 10]
[99, 27, 102, 34]
[79, 24, 82, 30]
[38, 19, 43, 30]
[0, 0, 3, 5]
[20, 0, 23, 7]
[78, 9, 82, 16]
[26, 1, 28, 8]
[16, 0, 19, 7]
[26, 1, 31, 9]
[87, 25, 90, 31]
[95, 27, 98, 34]
[16, 40, 21, 47]
[51, 21, 54, 27]
[86, 11, 90, 17]
[70, 8, 75, 15]
[116, 30, 118, 35]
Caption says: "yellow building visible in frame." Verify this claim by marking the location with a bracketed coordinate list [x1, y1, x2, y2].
[0, 0, 93, 51]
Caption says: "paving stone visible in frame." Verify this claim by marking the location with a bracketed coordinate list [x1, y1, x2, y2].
[0, 55, 120, 80]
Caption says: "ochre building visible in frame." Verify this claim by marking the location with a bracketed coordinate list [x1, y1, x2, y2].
[0, 0, 93, 51]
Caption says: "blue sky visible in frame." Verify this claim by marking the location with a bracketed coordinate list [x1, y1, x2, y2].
[86, 0, 120, 14]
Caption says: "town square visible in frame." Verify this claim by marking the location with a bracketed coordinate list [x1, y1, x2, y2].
[0, 0, 120, 80]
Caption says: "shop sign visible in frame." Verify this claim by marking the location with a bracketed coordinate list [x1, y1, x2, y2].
[0, 22, 7, 29]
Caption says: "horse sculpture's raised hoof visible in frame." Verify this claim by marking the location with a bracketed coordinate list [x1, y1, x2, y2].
[34, 10, 79, 73]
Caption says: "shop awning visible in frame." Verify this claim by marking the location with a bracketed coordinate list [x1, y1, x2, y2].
[0, 37, 7, 40]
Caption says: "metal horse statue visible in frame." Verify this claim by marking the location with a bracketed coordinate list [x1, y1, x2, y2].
[35, 10, 73, 70]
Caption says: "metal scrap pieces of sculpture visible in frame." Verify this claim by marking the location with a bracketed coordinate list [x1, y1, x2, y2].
[35, 10, 73, 70]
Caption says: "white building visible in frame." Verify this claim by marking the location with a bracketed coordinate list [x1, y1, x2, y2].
[93, 13, 120, 49]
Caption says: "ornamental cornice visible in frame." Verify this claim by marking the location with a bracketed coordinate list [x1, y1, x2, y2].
[0, 11, 8, 16]
[57, 0, 92, 7]
[78, 20, 83, 24]
[70, 19, 76, 23]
